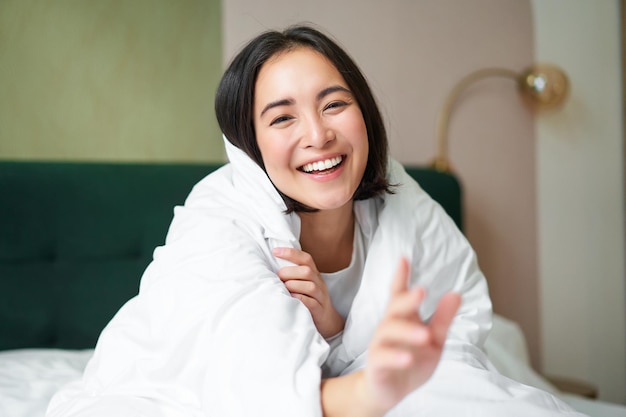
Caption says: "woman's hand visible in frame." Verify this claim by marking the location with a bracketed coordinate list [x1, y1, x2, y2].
[273, 247, 345, 339]
[364, 257, 461, 413]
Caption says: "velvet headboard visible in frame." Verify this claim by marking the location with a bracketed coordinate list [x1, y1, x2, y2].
[0, 161, 462, 351]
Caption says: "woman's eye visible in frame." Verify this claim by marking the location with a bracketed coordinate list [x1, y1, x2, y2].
[324, 101, 347, 111]
[270, 115, 292, 126]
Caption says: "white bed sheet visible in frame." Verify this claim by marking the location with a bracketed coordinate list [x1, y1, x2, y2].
[1, 315, 624, 417]
[484, 315, 626, 417]
[0, 349, 91, 417]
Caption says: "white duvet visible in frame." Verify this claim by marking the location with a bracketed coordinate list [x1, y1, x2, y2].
[35, 138, 589, 416]
[4, 317, 626, 417]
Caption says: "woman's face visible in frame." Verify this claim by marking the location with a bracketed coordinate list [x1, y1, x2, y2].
[253, 47, 369, 212]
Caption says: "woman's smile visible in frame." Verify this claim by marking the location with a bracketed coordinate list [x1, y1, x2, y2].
[298, 154, 344, 173]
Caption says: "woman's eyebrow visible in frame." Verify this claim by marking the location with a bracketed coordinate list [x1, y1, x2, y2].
[317, 85, 352, 101]
[260, 98, 294, 118]
[259, 85, 351, 118]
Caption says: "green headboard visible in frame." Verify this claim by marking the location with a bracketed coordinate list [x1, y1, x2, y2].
[0, 162, 462, 350]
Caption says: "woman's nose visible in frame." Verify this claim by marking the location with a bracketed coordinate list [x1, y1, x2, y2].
[301, 116, 334, 148]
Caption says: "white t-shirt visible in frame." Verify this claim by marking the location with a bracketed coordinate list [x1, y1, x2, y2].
[319, 218, 366, 371]
[320, 219, 366, 320]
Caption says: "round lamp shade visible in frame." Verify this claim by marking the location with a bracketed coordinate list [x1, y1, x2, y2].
[518, 64, 570, 111]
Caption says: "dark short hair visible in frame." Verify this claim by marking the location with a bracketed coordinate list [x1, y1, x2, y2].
[215, 24, 391, 213]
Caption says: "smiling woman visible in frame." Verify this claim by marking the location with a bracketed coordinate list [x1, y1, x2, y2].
[215, 27, 391, 215]
[45, 25, 588, 417]
[253, 48, 369, 215]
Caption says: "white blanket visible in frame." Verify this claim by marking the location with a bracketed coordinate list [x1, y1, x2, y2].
[46, 138, 586, 416]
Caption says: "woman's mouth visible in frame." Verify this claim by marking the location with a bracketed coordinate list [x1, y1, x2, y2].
[299, 156, 344, 174]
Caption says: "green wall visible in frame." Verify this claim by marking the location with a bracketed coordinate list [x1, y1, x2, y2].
[0, 0, 224, 162]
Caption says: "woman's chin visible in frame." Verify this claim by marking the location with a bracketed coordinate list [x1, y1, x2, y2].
[302, 198, 354, 213]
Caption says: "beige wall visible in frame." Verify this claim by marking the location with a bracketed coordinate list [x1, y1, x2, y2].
[0, 0, 224, 162]
[532, 0, 626, 404]
[223, 0, 541, 367]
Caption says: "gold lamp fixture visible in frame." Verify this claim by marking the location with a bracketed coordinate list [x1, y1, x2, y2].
[431, 64, 570, 172]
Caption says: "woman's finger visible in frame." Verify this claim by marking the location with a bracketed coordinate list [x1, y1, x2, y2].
[429, 293, 462, 346]
[384, 287, 425, 320]
[277, 265, 319, 282]
[291, 292, 322, 312]
[373, 319, 430, 348]
[283, 279, 323, 301]
[273, 247, 317, 269]
[389, 257, 410, 297]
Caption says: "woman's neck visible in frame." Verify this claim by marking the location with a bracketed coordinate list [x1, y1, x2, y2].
[298, 204, 355, 273]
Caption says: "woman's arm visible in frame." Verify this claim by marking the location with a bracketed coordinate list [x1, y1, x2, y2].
[321, 258, 461, 417]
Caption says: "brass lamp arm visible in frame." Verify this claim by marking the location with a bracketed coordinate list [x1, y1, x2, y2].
[431, 64, 569, 172]
[433, 68, 519, 172]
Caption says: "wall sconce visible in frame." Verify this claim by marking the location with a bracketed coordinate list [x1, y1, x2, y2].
[431, 64, 570, 172]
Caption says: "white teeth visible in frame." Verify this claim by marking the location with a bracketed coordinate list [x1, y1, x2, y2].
[302, 156, 343, 173]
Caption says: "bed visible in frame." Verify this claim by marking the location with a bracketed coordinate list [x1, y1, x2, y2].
[1, 161, 624, 417]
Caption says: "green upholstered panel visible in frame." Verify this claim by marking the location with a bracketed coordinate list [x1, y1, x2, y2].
[404, 167, 463, 232]
[0, 162, 462, 350]
[0, 162, 215, 350]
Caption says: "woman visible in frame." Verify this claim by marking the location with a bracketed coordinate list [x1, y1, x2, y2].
[47, 25, 585, 417]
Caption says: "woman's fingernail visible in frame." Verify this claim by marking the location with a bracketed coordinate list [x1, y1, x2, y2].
[272, 247, 283, 256]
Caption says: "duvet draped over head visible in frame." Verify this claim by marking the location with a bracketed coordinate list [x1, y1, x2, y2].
[46, 136, 586, 417]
